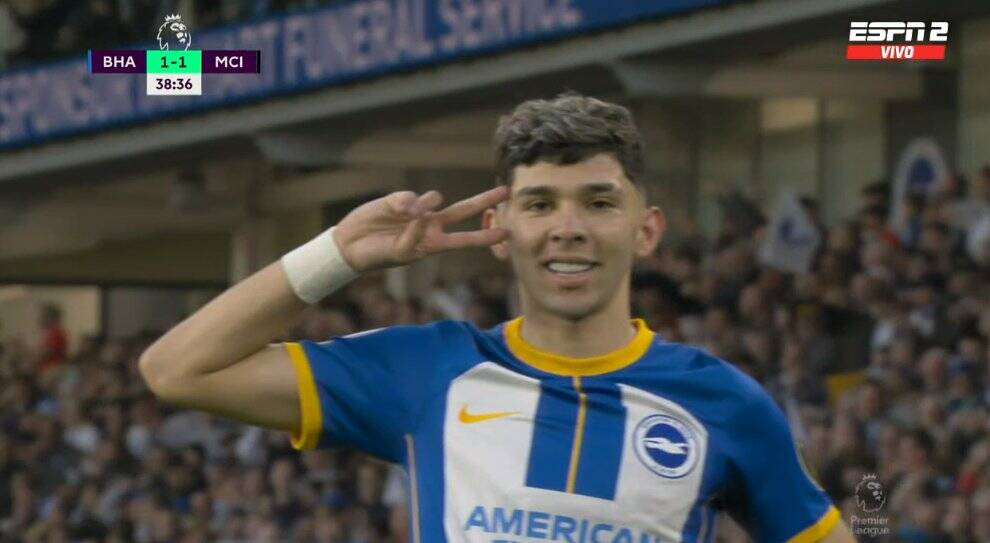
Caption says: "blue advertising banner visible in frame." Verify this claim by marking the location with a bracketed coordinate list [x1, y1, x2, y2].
[0, 0, 726, 150]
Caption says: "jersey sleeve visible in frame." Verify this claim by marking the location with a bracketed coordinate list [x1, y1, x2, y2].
[724, 381, 840, 543]
[284, 322, 460, 462]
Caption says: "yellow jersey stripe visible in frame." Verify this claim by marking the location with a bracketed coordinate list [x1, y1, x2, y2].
[405, 434, 422, 543]
[787, 505, 841, 543]
[285, 342, 322, 450]
[565, 376, 587, 493]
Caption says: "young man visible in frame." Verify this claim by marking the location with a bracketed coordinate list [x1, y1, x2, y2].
[140, 94, 855, 542]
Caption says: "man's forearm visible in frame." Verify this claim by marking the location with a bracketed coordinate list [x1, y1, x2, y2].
[140, 225, 358, 394]
[139, 262, 307, 389]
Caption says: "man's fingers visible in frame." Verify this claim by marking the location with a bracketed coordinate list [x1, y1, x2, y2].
[435, 186, 510, 224]
[409, 190, 444, 217]
[386, 191, 418, 215]
[388, 188, 502, 261]
[386, 190, 443, 217]
[395, 216, 430, 256]
[434, 227, 510, 252]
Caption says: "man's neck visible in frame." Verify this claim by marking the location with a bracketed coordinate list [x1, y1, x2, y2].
[518, 308, 637, 359]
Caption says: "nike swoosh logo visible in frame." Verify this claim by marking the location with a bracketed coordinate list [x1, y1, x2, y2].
[458, 404, 518, 424]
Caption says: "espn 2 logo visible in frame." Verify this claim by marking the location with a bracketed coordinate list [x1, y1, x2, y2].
[846, 22, 948, 60]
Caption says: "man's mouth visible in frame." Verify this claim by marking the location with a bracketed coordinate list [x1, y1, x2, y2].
[545, 261, 596, 274]
[541, 259, 599, 287]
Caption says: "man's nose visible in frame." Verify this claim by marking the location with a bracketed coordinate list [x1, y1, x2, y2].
[549, 204, 587, 243]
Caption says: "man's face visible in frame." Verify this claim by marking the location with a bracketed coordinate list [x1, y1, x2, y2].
[485, 153, 664, 320]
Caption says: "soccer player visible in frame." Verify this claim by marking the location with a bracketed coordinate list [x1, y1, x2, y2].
[140, 94, 856, 542]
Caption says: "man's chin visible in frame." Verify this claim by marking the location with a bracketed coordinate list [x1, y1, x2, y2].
[535, 295, 606, 321]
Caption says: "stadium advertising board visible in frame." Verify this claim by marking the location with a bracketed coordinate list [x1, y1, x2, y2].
[0, 0, 725, 150]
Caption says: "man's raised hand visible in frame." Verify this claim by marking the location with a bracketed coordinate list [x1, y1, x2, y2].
[332, 186, 511, 272]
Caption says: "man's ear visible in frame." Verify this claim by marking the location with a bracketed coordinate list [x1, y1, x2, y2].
[482, 207, 509, 260]
[634, 206, 666, 257]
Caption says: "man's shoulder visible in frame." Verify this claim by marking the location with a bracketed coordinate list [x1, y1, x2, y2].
[321, 319, 490, 364]
[332, 319, 483, 344]
[632, 340, 774, 413]
[640, 340, 756, 382]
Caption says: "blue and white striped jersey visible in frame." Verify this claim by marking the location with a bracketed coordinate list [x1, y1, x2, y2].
[285, 318, 839, 543]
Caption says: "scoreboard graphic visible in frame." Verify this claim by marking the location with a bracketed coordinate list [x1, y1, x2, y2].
[88, 14, 260, 96]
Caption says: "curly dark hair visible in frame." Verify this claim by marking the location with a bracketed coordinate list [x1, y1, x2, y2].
[492, 92, 646, 191]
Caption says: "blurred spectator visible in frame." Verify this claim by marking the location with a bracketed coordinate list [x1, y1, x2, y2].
[4, 0, 71, 63]
[0, 4, 24, 70]
[935, 172, 969, 206]
[861, 179, 891, 209]
[768, 336, 827, 407]
[57, 0, 131, 53]
[36, 304, 67, 374]
[899, 192, 928, 249]
[0, 319, 6, 363]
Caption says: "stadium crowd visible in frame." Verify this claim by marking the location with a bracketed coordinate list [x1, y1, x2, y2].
[1, 165, 989, 542]
[0, 0, 343, 68]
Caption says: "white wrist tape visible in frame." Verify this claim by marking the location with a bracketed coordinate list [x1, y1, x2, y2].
[281, 226, 358, 304]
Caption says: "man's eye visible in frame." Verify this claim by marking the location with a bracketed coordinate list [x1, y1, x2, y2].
[527, 201, 550, 211]
[591, 200, 615, 209]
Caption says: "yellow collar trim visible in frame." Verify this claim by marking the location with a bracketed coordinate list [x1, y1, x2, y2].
[503, 317, 654, 376]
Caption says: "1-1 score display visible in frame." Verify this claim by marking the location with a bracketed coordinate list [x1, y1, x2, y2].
[146, 50, 202, 95]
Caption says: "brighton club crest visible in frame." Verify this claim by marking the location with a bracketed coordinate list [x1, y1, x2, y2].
[633, 414, 699, 479]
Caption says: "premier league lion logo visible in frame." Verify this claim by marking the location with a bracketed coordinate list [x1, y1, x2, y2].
[157, 14, 192, 51]
[855, 474, 886, 513]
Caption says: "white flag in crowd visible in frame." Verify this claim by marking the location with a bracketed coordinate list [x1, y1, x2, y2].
[759, 191, 822, 274]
